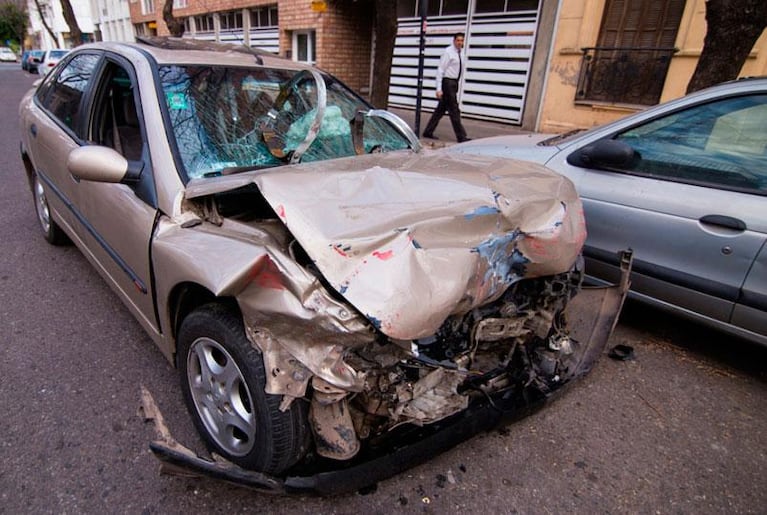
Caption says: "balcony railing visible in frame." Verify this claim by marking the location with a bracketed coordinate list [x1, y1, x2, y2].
[575, 46, 678, 106]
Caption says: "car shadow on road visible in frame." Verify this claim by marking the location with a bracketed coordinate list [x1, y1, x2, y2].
[617, 300, 767, 382]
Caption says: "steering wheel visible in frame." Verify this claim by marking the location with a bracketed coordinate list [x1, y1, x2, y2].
[260, 69, 327, 164]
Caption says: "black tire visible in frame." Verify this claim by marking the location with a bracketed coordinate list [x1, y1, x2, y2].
[177, 303, 310, 474]
[32, 174, 69, 246]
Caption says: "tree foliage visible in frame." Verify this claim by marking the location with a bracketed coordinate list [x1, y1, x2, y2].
[687, 0, 767, 93]
[0, 1, 27, 47]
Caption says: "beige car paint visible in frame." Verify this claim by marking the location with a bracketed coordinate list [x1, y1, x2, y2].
[20, 41, 623, 474]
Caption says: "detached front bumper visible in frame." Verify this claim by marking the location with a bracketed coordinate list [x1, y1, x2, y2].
[144, 251, 633, 496]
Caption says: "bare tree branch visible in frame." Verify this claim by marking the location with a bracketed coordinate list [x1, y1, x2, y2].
[33, 0, 58, 45]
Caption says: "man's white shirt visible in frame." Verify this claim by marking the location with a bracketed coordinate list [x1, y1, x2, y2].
[435, 43, 464, 92]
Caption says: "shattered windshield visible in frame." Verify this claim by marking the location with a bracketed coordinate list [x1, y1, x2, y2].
[158, 65, 415, 180]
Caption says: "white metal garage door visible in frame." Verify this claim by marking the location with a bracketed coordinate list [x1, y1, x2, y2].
[388, 8, 540, 124]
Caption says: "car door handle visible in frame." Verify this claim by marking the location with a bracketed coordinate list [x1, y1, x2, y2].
[29, 124, 37, 137]
[700, 214, 747, 231]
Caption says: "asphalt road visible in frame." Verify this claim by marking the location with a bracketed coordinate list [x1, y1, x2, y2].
[1, 67, 765, 514]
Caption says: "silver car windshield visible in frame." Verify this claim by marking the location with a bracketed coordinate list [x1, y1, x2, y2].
[158, 65, 414, 180]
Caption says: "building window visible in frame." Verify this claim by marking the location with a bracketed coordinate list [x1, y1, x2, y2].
[220, 10, 243, 31]
[194, 14, 214, 33]
[474, 0, 539, 13]
[173, 0, 188, 8]
[183, 17, 191, 33]
[134, 23, 146, 36]
[576, 0, 685, 105]
[292, 30, 316, 64]
[250, 5, 278, 28]
[141, 0, 154, 15]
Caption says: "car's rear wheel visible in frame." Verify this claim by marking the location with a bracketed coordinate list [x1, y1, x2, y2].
[33, 175, 68, 245]
[177, 303, 310, 474]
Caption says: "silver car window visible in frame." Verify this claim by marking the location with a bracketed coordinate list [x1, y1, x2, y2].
[615, 94, 767, 194]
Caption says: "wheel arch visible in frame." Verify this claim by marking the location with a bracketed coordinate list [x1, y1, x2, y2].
[166, 281, 240, 364]
[20, 146, 36, 191]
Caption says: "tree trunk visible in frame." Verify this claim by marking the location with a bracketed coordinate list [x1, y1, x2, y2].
[163, 0, 185, 37]
[686, 0, 767, 93]
[59, 0, 82, 46]
[369, 0, 397, 108]
[33, 0, 58, 45]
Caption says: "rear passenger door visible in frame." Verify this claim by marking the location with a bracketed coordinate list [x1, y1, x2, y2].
[25, 52, 101, 243]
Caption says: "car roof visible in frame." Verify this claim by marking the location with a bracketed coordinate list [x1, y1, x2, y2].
[74, 37, 312, 71]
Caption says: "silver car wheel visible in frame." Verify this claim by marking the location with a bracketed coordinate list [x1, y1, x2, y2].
[34, 177, 52, 234]
[186, 336, 256, 457]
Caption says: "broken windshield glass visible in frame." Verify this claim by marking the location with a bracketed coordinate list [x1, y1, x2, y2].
[158, 64, 416, 181]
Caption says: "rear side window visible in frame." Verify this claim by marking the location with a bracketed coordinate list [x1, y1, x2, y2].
[39, 53, 100, 134]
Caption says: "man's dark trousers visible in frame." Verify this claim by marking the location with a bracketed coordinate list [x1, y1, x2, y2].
[424, 78, 467, 141]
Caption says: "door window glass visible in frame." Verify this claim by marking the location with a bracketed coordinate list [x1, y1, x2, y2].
[42, 53, 100, 134]
[615, 94, 767, 193]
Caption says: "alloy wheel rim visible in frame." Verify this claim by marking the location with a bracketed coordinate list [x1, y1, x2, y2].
[34, 178, 51, 234]
[187, 337, 256, 456]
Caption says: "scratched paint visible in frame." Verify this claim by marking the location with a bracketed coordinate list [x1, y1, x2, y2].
[473, 230, 530, 289]
[372, 250, 394, 260]
[464, 205, 501, 220]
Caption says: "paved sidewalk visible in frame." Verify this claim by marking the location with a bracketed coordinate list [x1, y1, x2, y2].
[389, 107, 530, 148]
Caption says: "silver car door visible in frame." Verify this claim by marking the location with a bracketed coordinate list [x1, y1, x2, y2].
[559, 93, 767, 324]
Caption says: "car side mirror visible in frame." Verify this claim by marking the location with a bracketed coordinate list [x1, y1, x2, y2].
[32, 57, 41, 63]
[566, 139, 636, 169]
[67, 146, 143, 183]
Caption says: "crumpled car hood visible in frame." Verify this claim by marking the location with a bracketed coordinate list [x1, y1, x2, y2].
[188, 151, 586, 340]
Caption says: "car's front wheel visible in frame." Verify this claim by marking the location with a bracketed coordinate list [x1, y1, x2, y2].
[33, 174, 68, 245]
[177, 303, 310, 474]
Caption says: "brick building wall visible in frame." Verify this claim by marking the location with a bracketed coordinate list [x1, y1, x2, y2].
[279, 0, 372, 93]
[129, 0, 374, 94]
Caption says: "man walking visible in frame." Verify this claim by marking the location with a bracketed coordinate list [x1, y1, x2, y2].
[423, 33, 470, 143]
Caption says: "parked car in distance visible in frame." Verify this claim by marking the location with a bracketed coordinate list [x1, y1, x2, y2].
[449, 77, 767, 347]
[37, 48, 70, 75]
[0, 47, 17, 62]
[21, 49, 44, 72]
[18, 37, 628, 494]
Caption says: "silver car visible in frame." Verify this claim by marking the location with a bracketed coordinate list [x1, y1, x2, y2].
[450, 78, 767, 347]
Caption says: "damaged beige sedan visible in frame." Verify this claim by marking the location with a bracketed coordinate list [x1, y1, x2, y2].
[19, 38, 630, 494]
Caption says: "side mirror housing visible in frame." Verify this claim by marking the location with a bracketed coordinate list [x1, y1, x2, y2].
[566, 139, 636, 169]
[67, 146, 143, 183]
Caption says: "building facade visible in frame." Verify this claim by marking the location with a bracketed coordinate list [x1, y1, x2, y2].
[537, 0, 767, 133]
[125, 0, 767, 132]
[91, 0, 135, 42]
[26, 0, 96, 49]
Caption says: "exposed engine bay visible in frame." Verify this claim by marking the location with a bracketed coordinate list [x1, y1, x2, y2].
[311, 265, 585, 460]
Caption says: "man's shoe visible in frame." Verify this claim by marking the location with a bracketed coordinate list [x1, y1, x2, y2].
[423, 132, 438, 140]
[458, 137, 472, 142]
